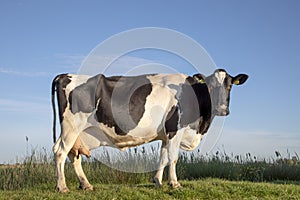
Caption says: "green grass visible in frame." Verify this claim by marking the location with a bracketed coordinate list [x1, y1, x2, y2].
[177, 151, 300, 182]
[0, 147, 300, 199]
[0, 178, 299, 200]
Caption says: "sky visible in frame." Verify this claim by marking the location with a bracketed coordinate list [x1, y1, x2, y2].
[0, 0, 300, 163]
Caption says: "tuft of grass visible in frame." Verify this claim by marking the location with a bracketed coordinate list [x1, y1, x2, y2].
[0, 147, 56, 190]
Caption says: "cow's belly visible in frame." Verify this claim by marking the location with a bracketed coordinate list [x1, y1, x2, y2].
[79, 125, 161, 151]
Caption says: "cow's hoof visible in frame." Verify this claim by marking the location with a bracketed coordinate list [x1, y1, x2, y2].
[56, 186, 69, 193]
[169, 181, 181, 189]
[80, 184, 94, 191]
[153, 177, 163, 187]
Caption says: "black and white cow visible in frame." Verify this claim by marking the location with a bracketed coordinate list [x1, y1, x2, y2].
[51, 69, 248, 192]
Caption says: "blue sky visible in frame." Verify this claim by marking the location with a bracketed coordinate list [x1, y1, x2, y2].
[0, 0, 300, 163]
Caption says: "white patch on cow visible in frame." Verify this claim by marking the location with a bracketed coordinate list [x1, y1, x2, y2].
[79, 126, 116, 150]
[65, 74, 91, 96]
[73, 112, 91, 130]
[147, 73, 187, 85]
[147, 73, 187, 96]
[214, 71, 226, 84]
[80, 113, 158, 151]
[180, 126, 204, 151]
[128, 84, 177, 138]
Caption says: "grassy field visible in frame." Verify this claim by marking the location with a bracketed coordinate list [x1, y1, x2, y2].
[0, 178, 300, 199]
[1, 147, 300, 199]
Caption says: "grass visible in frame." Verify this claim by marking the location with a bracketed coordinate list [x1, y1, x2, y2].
[177, 150, 300, 182]
[0, 146, 300, 199]
[0, 178, 300, 199]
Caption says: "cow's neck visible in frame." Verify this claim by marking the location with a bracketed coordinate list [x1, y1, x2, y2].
[204, 81, 217, 120]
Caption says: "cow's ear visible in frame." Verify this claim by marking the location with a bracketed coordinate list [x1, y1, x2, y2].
[232, 74, 248, 85]
[193, 74, 206, 84]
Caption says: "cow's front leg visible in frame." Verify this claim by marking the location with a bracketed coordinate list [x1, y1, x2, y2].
[167, 131, 183, 188]
[168, 157, 181, 188]
[68, 152, 93, 191]
[154, 143, 168, 186]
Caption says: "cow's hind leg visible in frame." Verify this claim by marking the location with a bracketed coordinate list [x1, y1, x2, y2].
[54, 127, 80, 192]
[54, 145, 69, 193]
[68, 152, 93, 191]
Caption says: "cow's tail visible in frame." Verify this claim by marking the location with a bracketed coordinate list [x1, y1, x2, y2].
[52, 75, 60, 143]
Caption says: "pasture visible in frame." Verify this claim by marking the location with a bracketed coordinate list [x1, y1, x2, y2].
[1, 179, 300, 200]
[1, 147, 300, 199]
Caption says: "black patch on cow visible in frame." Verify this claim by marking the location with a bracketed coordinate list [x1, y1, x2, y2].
[129, 83, 152, 126]
[93, 74, 153, 135]
[69, 75, 102, 114]
[165, 105, 179, 139]
[54, 74, 71, 123]
[178, 76, 212, 135]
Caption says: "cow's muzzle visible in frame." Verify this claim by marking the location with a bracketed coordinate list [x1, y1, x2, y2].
[214, 105, 230, 116]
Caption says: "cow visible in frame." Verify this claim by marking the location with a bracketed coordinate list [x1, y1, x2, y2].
[51, 69, 248, 192]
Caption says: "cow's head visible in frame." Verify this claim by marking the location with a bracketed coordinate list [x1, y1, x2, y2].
[194, 69, 248, 116]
